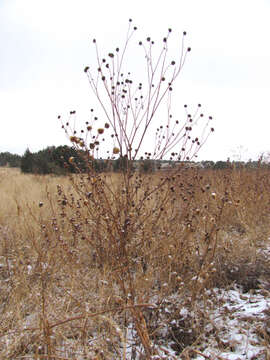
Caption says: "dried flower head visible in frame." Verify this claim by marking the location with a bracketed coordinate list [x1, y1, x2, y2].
[113, 147, 120, 154]
[70, 136, 80, 143]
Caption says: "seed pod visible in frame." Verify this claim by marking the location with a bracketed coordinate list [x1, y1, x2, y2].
[113, 147, 120, 154]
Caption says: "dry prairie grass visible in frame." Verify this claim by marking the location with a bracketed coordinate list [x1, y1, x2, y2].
[0, 166, 270, 359]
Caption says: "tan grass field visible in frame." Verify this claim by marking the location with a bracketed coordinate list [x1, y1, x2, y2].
[0, 166, 270, 359]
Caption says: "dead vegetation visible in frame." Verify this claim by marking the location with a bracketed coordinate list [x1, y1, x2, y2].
[0, 166, 269, 359]
[1, 20, 270, 359]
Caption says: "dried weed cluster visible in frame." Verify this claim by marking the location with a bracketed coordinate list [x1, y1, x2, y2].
[0, 166, 270, 358]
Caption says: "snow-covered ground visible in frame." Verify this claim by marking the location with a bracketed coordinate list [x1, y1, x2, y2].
[150, 285, 270, 360]
[192, 287, 270, 360]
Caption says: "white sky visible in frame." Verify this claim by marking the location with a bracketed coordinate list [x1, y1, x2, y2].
[1, 0, 270, 161]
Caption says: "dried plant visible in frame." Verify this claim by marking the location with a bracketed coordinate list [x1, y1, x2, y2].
[1, 164, 270, 358]
[60, 19, 213, 163]
[56, 19, 214, 357]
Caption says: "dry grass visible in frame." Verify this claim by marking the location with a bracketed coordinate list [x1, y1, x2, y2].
[0, 166, 270, 359]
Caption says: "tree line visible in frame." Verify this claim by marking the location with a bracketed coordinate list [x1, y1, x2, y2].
[0, 152, 21, 168]
[0, 147, 269, 174]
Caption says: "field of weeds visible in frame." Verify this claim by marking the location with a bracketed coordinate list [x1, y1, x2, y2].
[0, 166, 270, 359]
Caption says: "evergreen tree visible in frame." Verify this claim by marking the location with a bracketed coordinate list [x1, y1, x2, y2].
[21, 148, 34, 173]
[0, 152, 21, 167]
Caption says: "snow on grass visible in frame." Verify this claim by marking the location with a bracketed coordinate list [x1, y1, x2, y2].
[193, 287, 270, 359]
[155, 285, 270, 359]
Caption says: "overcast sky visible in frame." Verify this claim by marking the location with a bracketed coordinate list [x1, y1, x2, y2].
[1, 0, 270, 161]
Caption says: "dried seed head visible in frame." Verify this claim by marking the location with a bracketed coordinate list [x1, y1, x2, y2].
[113, 147, 120, 154]
[97, 128, 104, 134]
